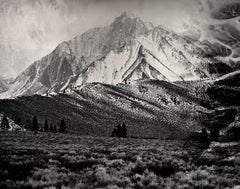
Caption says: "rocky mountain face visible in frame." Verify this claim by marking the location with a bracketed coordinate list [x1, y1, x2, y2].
[1, 12, 220, 99]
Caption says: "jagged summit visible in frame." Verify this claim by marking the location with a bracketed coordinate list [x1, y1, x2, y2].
[116, 12, 137, 20]
[113, 12, 148, 28]
[0, 12, 218, 99]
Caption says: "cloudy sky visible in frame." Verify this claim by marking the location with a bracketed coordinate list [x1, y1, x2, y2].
[0, 0, 232, 78]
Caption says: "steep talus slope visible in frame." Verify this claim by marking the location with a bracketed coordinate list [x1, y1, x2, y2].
[1, 12, 218, 99]
[0, 80, 209, 139]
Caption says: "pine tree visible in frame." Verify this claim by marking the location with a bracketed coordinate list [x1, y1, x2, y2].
[116, 123, 122, 137]
[44, 120, 49, 132]
[59, 119, 66, 133]
[32, 116, 38, 132]
[122, 122, 127, 138]
[49, 124, 53, 132]
[1, 114, 10, 130]
[53, 125, 57, 133]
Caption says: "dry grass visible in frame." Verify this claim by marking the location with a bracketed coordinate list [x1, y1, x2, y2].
[0, 132, 239, 189]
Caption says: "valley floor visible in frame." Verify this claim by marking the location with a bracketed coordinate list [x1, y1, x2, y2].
[0, 132, 240, 189]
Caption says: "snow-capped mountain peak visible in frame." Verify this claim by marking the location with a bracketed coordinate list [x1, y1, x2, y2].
[0, 12, 218, 99]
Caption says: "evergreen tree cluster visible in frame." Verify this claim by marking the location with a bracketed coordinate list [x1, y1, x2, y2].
[43, 120, 58, 133]
[111, 122, 127, 138]
[24, 116, 67, 133]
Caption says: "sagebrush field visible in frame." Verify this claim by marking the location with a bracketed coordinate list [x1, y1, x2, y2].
[0, 132, 240, 189]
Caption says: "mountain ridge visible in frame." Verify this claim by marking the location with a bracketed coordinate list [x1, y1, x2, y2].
[0, 12, 227, 99]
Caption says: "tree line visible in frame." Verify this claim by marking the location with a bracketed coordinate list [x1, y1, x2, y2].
[26, 116, 67, 133]
[1, 113, 130, 138]
[1, 114, 67, 133]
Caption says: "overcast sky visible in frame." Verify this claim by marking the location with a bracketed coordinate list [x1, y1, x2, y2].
[0, 0, 231, 78]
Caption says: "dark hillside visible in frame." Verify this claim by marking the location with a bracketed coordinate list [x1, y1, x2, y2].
[0, 80, 209, 138]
